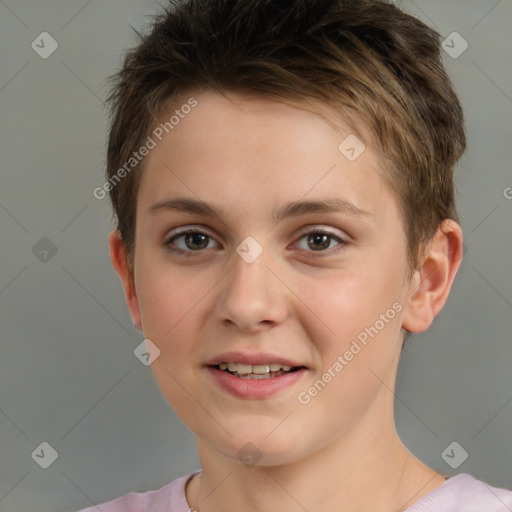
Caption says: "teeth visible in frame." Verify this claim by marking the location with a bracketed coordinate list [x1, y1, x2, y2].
[252, 364, 270, 374]
[235, 364, 252, 375]
[244, 372, 271, 379]
[217, 362, 295, 375]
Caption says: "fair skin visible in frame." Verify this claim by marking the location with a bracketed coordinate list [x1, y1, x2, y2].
[109, 90, 463, 511]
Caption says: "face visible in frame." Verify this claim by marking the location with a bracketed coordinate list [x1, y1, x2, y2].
[123, 90, 417, 465]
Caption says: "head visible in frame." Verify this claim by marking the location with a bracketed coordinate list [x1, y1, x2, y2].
[107, 0, 465, 466]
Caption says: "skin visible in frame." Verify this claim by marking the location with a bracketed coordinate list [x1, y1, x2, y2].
[109, 89, 463, 512]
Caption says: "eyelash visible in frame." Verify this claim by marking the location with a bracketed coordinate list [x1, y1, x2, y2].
[163, 227, 347, 257]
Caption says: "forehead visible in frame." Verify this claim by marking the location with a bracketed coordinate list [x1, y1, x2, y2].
[137, 89, 397, 226]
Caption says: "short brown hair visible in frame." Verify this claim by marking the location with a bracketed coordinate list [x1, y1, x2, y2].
[105, 0, 466, 271]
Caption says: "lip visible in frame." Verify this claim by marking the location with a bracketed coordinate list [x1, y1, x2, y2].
[205, 351, 305, 367]
[207, 366, 307, 399]
[205, 351, 309, 399]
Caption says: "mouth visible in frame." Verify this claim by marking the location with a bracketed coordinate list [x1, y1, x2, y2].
[206, 354, 308, 399]
[211, 362, 304, 380]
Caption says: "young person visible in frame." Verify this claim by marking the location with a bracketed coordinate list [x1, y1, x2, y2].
[80, 0, 512, 510]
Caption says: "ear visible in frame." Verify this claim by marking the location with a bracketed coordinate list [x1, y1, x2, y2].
[108, 230, 142, 330]
[402, 220, 463, 333]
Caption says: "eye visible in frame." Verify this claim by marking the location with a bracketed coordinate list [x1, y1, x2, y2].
[164, 227, 347, 255]
[293, 228, 346, 254]
[164, 229, 219, 253]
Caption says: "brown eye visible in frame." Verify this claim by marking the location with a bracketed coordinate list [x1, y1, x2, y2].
[183, 232, 210, 250]
[165, 230, 218, 252]
[306, 233, 332, 251]
[294, 229, 346, 255]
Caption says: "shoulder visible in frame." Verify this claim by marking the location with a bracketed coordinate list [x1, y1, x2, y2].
[406, 473, 512, 512]
[75, 471, 200, 512]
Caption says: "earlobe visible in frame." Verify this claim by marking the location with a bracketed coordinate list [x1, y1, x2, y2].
[108, 230, 142, 330]
[402, 220, 463, 333]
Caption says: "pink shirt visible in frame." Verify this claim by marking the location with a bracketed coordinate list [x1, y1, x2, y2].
[77, 472, 512, 511]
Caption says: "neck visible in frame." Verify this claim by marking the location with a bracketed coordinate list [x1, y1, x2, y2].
[186, 406, 446, 512]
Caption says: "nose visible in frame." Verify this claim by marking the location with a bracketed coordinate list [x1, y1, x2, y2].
[213, 246, 289, 334]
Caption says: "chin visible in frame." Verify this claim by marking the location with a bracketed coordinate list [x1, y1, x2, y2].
[211, 427, 308, 467]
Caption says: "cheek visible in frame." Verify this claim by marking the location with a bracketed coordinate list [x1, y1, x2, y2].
[135, 264, 203, 400]
[295, 303, 403, 440]
[136, 264, 206, 425]
[295, 265, 403, 347]
[136, 253, 203, 338]
[292, 262, 405, 407]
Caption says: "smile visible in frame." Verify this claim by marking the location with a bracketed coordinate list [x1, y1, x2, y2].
[208, 365, 307, 399]
[214, 362, 299, 379]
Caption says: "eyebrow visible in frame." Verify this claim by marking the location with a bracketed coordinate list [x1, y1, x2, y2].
[149, 197, 371, 224]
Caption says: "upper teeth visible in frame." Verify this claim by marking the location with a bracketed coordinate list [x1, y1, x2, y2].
[219, 362, 292, 374]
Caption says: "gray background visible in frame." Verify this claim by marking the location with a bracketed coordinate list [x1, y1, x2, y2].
[0, 1, 511, 511]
